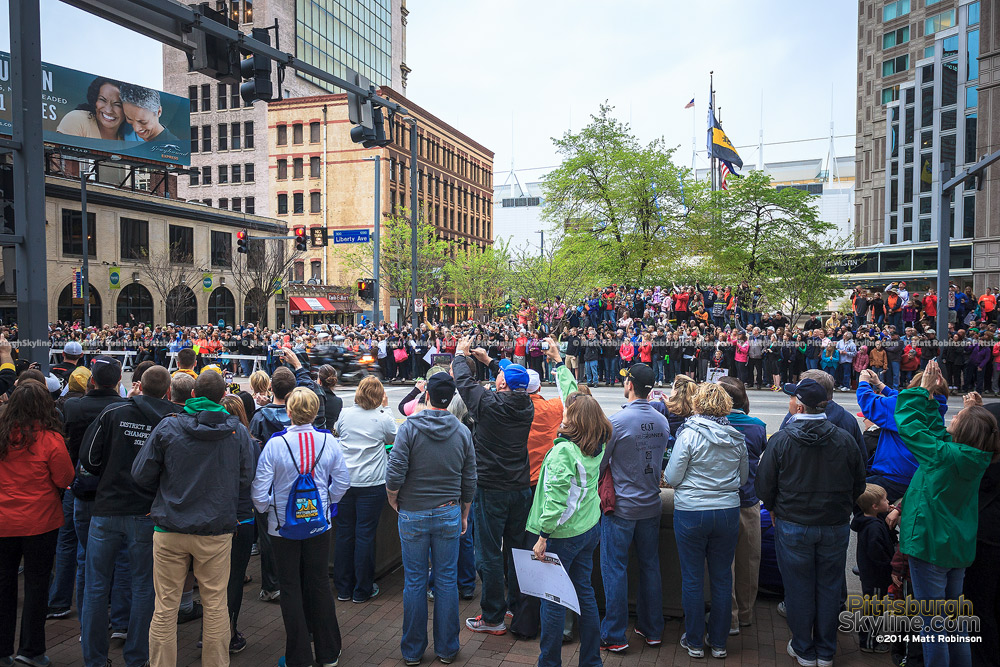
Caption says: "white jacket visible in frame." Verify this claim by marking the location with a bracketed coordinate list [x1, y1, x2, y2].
[664, 416, 748, 512]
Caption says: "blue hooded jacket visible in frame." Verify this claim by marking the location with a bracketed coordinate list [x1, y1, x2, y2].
[856, 381, 948, 486]
[727, 410, 767, 507]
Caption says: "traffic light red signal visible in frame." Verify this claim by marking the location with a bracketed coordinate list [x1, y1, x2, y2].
[294, 226, 307, 252]
[357, 279, 374, 300]
[236, 229, 248, 254]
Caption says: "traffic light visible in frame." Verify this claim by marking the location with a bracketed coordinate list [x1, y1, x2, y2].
[357, 279, 374, 301]
[236, 229, 248, 254]
[188, 3, 239, 82]
[310, 227, 329, 248]
[239, 28, 273, 104]
[294, 227, 307, 252]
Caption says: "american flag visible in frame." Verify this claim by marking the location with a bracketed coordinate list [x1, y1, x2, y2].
[720, 160, 732, 190]
[684, 98, 695, 109]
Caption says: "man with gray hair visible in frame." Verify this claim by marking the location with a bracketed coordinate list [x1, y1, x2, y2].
[120, 83, 178, 144]
[779, 369, 865, 461]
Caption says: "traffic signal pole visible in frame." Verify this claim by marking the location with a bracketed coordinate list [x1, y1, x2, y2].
[372, 155, 381, 326]
[409, 119, 418, 329]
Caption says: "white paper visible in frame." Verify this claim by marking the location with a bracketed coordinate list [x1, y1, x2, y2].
[707, 367, 729, 383]
[511, 548, 580, 614]
[423, 345, 438, 366]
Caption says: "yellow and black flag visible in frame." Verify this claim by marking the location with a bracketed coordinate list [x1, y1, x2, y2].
[707, 98, 743, 169]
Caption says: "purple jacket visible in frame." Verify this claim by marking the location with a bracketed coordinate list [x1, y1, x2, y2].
[970, 343, 991, 369]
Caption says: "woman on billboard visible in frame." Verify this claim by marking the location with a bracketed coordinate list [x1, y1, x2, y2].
[119, 83, 179, 145]
[55, 77, 138, 142]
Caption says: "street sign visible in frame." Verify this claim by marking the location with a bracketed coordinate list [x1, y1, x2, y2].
[310, 227, 329, 247]
[414, 298, 424, 313]
[332, 229, 370, 244]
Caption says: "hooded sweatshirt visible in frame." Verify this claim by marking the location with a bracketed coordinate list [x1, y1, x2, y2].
[385, 409, 477, 512]
[851, 513, 894, 591]
[664, 415, 748, 511]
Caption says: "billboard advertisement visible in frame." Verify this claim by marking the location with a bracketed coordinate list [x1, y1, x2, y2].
[0, 52, 190, 166]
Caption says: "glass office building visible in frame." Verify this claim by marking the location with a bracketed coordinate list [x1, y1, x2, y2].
[296, 0, 394, 91]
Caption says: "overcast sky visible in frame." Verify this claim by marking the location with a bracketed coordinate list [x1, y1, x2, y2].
[1, 0, 857, 178]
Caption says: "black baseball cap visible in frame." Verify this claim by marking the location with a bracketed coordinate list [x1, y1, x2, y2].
[90, 355, 122, 388]
[782, 378, 827, 409]
[619, 363, 655, 392]
[426, 373, 456, 409]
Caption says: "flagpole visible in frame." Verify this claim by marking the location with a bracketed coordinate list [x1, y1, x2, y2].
[710, 71, 716, 193]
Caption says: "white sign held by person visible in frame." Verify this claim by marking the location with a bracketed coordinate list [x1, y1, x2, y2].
[707, 367, 729, 383]
[512, 548, 580, 614]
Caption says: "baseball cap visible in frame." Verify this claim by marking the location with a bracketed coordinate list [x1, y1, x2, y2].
[526, 369, 541, 393]
[90, 355, 122, 388]
[782, 378, 827, 409]
[619, 363, 655, 392]
[426, 373, 456, 409]
[66, 367, 92, 395]
[501, 363, 529, 392]
[498, 358, 512, 371]
[63, 341, 83, 356]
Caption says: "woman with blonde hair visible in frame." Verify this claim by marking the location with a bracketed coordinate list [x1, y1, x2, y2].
[249, 370, 271, 407]
[333, 376, 397, 603]
[662, 374, 697, 450]
[665, 383, 748, 659]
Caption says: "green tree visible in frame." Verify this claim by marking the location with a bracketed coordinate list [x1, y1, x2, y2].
[761, 240, 848, 327]
[542, 104, 704, 285]
[443, 239, 512, 317]
[506, 243, 598, 334]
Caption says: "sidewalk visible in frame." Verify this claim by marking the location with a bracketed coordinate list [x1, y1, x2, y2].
[36, 555, 889, 667]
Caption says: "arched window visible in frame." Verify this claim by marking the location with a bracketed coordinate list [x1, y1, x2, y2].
[116, 283, 154, 326]
[57, 283, 102, 327]
[166, 285, 197, 326]
[207, 286, 236, 328]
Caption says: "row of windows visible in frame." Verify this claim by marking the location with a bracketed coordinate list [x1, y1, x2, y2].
[387, 156, 492, 212]
[388, 188, 491, 240]
[387, 121, 492, 187]
[295, 0, 393, 94]
[191, 122, 254, 153]
[882, 0, 909, 22]
[188, 83, 252, 113]
[276, 192, 322, 214]
[216, 0, 253, 25]
[883, 26, 909, 50]
[926, 9, 956, 36]
[275, 122, 322, 146]
[193, 197, 256, 214]
[61, 211, 243, 268]
[189, 163, 255, 186]
[276, 157, 322, 180]
[291, 258, 324, 283]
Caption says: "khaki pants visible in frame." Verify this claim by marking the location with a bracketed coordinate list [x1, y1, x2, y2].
[731, 503, 762, 628]
[150, 531, 232, 667]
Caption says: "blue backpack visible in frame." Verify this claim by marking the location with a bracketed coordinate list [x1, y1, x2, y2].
[276, 435, 331, 540]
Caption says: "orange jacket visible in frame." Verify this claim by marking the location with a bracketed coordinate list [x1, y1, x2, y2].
[526, 394, 564, 485]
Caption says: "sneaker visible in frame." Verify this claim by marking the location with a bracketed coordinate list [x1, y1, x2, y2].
[729, 625, 740, 636]
[817, 660, 833, 667]
[250, 543, 260, 556]
[437, 656, 455, 664]
[711, 647, 727, 659]
[45, 607, 71, 619]
[177, 602, 203, 624]
[320, 651, 341, 667]
[504, 610, 513, 621]
[229, 632, 247, 654]
[633, 628, 660, 647]
[353, 583, 380, 603]
[460, 589, 475, 600]
[110, 629, 127, 641]
[679, 634, 703, 659]
[786, 640, 817, 667]
[777, 600, 787, 617]
[259, 589, 281, 603]
[600, 641, 629, 653]
[404, 660, 420, 666]
[14, 656, 50, 667]
[336, 593, 351, 602]
[465, 615, 507, 635]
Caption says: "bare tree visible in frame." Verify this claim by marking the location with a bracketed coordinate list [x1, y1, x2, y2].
[142, 244, 199, 324]
[231, 237, 301, 327]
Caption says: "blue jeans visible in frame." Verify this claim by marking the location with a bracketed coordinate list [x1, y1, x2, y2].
[908, 556, 971, 667]
[585, 360, 599, 385]
[774, 519, 850, 662]
[652, 359, 663, 384]
[74, 498, 131, 629]
[473, 487, 532, 625]
[806, 357, 819, 371]
[334, 485, 386, 601]
[888, 360, 901, 389]
[673, 508, 739, 651]
[538, 523, 602, 667]
[837, 362, 853, 388]
[81, 515, 155, 667]
[398, 505, 462, 662]
[48, 491, 77, 609]
[429, 503, 475, 593]
[600, 514, 663, 644]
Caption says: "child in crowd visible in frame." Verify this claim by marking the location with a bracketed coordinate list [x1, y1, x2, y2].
[851, 483, 895, 654]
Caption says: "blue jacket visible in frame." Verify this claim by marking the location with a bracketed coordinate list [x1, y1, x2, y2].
[856, 381, 948, 486]
[727, 410, 767, 507]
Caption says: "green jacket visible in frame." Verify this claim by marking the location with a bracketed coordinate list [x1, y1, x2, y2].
[526, 437, 602, 540]
[895, 387, 993, 568]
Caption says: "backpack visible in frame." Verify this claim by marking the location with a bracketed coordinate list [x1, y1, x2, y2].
[275, 434, 331, 540]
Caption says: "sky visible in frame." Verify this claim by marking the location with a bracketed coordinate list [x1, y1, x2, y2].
[0, 0, 857, 179]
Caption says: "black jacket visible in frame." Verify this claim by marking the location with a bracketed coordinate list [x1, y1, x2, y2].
[323, 387, 343, 426]
[132, 409, 255, 535]
[79, 395, 177, 516]
[453, 354, 533, 490]
[851, 513, 895, 591]
[756, 417, 866, 525]
[63, 389, 128, 465]
[582, 338, 601, 362]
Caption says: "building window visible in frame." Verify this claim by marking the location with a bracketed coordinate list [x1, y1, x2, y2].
[201, 124, 212, 152]
[293, 158, 303, 179]
[966, 113, 978, 163]
[231, 122, 241, 150]
[202, 198, 212, 207]
[277, 193, 288, 214]
[925, 9, 956, 35]
[293, 123, 303, 144]
[217, 83, 228, 110]
[189, 85, 198, 113]
[293, 192, 304, 214]
[230, 83, 239, 109]
[310, 191, 321, 213]
[232, 163, 241, 183]
[882, 26, 909, 50]
[310, 122, 320, 143]
[168, 225, 194, 264]
[201, 165, 212, 185]
[310, 156, 321, 178]
[218, 123, 228, 151]
[881, 86, 899, 104]
[882, 55, 909, 77]
[968, 29, 980, 80]
[190, 126, 199, 153]
[219, 198, 228, 210]
[293, 261, 304, 282]
[245, 197, 255, 214]
[219, 165, 228, 184]
[277, 159, 287, 180]
[244, 121, 254, 149]
[970, 1, 980, 25]
[311, 260, 322, 281]
[232, 197, 242, 212]
[119, 217, 148, 261]
[189, 170, 199, 186]
[243, 0, 253, 22]
[294, 0, 393, 93]
[201, 84, 211, 113]
[245, 162, 255, 182]
[277, 125, 287, 146]
[210, 230, 231, 268]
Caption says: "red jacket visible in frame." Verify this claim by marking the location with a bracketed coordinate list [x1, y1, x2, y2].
[0, 429, 74, 537]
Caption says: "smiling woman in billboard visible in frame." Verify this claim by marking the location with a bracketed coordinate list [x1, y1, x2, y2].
[119, 83, 179, 146]
[55, 77, 139, 142]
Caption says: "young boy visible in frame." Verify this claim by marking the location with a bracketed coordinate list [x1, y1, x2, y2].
[851, 483, 895, 653]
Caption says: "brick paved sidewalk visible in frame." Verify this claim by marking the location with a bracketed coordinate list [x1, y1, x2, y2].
[38, 556, 888, 667]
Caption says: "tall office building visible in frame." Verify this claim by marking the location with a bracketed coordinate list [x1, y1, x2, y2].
[163, 0, 408, 217]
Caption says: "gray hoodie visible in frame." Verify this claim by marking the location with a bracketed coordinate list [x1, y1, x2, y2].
[664, 415, 749, 512]
[386, 409, 477, 512]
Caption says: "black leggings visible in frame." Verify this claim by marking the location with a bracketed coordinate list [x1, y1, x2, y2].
[227, 522, 255, 632]
[0, 529, 58, 659]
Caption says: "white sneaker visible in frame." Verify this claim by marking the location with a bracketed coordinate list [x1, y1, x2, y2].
[786, 640, 817, 667]
[777, 600, 787, 617]
[711, 646, 727, 659]
[679, 633, 704, 659]
[817, 659, 833, 667]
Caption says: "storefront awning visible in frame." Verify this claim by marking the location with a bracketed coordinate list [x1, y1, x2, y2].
[289, 296, 337, 314]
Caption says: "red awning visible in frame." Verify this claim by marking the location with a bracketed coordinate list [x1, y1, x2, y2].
[289, 296, 337, 314]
